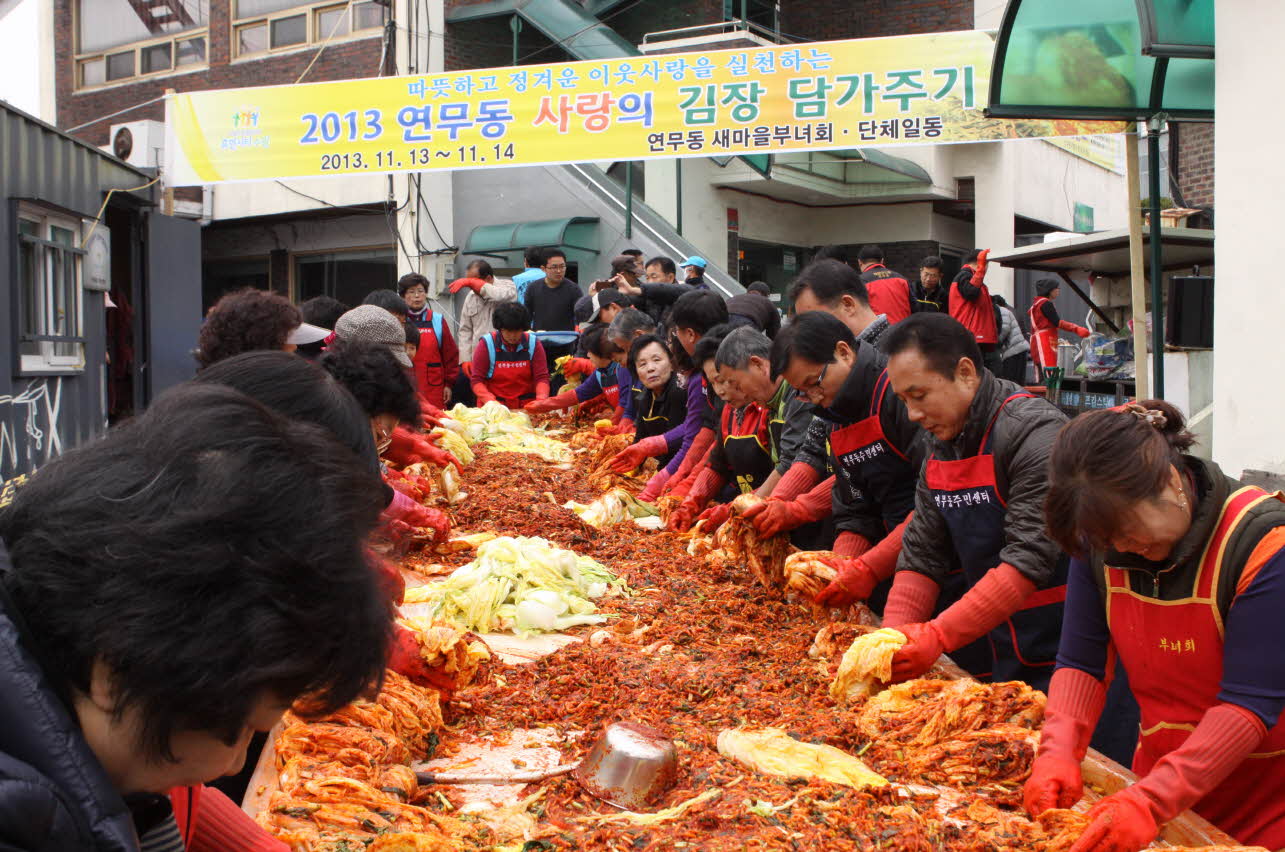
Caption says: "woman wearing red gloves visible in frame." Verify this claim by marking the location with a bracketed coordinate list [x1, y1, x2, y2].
[1025, 401, 1285, 852]
[607, 335, 688, 481]
[1029, 278, 1091, 375]
[667, 325, 771, 533]
[524, 324, 628, 418]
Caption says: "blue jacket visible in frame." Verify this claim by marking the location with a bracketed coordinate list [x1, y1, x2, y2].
[0, 543, 139, 851]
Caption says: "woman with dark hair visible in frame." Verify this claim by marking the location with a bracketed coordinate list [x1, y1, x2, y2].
[0, 383, 391, 850]
[319, 340, 457, 522]
[1026, 401, 1285, 851]
[607, 335, 687, 475]
[197, 288, 324, 369]
[470, 302, 550, 409]
[522, 323, 627, 418]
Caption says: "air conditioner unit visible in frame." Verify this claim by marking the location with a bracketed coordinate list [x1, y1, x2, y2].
[107, 119, 165, 168]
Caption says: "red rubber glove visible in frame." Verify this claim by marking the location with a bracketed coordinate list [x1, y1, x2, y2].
[561, 357, 596, 378]
[667, 500, 701, 532]
[696, 502, 733, 532]
[637, 468, 671, 503]
[970, 248, 989, 286]
[609, 434, 669, 474]
[525, 387, 579, 413]
[1059, 319, 1091, 338]
[612, 418, 635, 435]
[882, 569, 939, 628]
[385, 427, 463, 472]
[814, 556, 881, 608]
[833, 531, 873, 559]
[742, 499, 810, 538]
[382, 489, 450, 542]
[667, 444, 715, 499]
[664, 427, 715, 494]
[770, 461, 822, 501]
[387, 625, 458, 695]
[888, 621, 946, 682]
[1070, 703, 1268, 852]
[1024, 666, 1106, 817]
[473, 383, 498, 405]
[933, 562, 1037, 649]
[1069, 788, 1159, 852]
[448, 277, 486, 294]
[365, 550, 406, 607]
[534, 381, 550, 401]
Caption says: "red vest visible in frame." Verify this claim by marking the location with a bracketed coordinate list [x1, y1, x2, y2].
[1028, 296, 1059, 369]
[949, 271, 997, 346]
[412, 313, 447, 408]
[483, 331, 537, 407]
[862, 265, 912, 324]
[1104, 487, 1285, 848]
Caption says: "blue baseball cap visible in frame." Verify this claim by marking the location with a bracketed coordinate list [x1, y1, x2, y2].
[680, 256, 707, 269]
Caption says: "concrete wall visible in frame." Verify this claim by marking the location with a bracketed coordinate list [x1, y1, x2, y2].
[0, 0, 56, 121]
[1212, 5, 1284, 478]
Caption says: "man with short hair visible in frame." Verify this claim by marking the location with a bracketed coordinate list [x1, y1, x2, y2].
[524, 249, 583, 391]
[912, 255, 948, 313]
[857, 244, 913, 324]
[878, 312, 1069, 691]
[788, 258, 890, 349]
[512, 247, 548, 304]
[644, 256, 678, 284]
[451, 259, 517, 407]
[726, 281, 781, 339]
[670, 327, 820, 538]
[948, 248, 1001, 375]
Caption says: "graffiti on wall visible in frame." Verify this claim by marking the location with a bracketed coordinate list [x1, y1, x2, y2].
[0, 378, 64, 484]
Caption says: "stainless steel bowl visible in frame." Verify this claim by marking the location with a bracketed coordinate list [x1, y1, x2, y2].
[573, 721, 678, 810]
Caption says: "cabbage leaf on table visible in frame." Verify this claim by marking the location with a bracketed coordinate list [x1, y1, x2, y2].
[402, 536, 626, 635]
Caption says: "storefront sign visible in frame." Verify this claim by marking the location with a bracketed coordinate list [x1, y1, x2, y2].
[165, 30, 1124, 186]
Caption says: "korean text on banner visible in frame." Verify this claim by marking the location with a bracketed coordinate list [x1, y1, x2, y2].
[164, 29, 1125, 186]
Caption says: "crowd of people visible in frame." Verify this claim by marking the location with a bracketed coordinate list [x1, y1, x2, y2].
[0, 241, 1280, 852]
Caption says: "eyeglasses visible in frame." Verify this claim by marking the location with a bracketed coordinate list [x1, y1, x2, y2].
[545, 264, 567, 271]
[798, 361, 830, 396]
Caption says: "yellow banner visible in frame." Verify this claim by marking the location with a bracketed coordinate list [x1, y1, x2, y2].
[165, 29, 1124, 186]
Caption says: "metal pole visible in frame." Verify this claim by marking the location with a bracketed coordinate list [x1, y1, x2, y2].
[675, 159, 683, 236]
[1147, 115, 1167, 399]
[1124, 129, 1149, 399]
[625, 162, 633, 239]
[510, 16, 521, 66]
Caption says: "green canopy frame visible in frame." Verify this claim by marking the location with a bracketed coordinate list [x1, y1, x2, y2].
[987, 0, 1214, 397]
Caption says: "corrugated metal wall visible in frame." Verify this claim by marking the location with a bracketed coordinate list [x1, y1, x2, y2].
[0, 104, 152, 481]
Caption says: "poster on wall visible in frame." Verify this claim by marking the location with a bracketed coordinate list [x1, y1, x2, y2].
[165, 29, 1125, 186]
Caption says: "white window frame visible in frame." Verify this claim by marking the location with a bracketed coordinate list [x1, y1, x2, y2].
[16, 205, 86, 375]
[232, 0, 385, 60]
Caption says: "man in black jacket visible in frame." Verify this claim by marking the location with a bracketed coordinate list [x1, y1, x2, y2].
[0, 383, 392, 849]
[877, 313, 1069, 691]
[911, 255, 948, 313]
[726, 281, 782, 338]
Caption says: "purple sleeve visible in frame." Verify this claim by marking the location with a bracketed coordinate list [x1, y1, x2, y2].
[1219, 547, 1285, 726]
[1055, 556, 1112, 681]
[574, 370, 604, 403]
[617, 366, 636, 421]
[662, 373, 705, 475]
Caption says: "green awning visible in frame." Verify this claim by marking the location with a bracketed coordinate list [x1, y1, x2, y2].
[774, 148, 931, 185]
[988, 0, 1214, 121]
[463, 216, 600, 255]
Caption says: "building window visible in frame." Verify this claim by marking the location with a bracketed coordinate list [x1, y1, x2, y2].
[234, 0, 386, 58]
[75, 0, 209, 88]
[16, 207, 85, 374]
